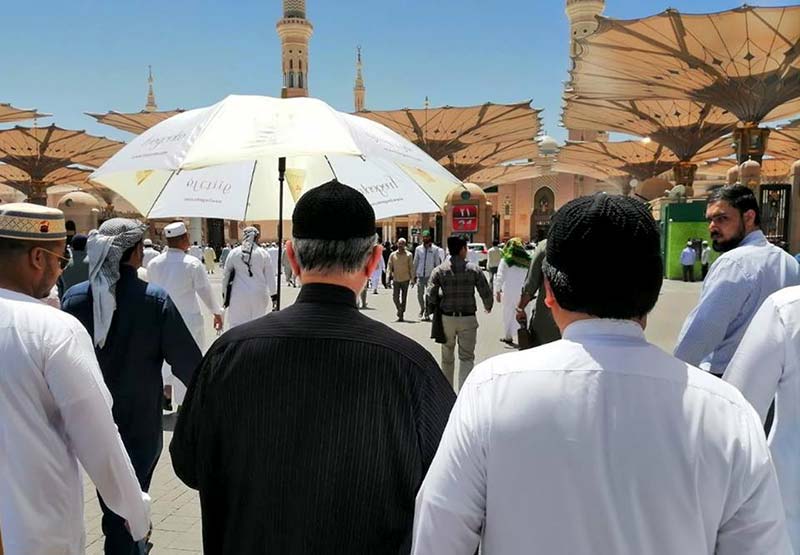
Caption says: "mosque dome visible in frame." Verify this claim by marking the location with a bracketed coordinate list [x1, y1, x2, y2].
[445, 182, 486, 205]
[58, 191, 102, 210]
[726, 165, 740, 185]
[538, 135, 560, 156]
[0, 185, 25, 204]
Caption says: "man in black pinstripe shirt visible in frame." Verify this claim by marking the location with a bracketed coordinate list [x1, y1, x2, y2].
[171, 181, 455, 555]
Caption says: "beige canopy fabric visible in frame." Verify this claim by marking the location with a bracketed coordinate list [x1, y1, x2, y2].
[86, 109, 184, 135]
[569, 5, 800, 124]
[356, 101, 541, 180]
[471, 158, 620, 185]
[562, 98, 737, 160]
[0, 126, 124, 202]
[769, 126, 800, 161]
[0, 103, 50, 124]
[0, 164, 92, 196]
[556, 140, 677, 181]
[702, 157, 793, 181]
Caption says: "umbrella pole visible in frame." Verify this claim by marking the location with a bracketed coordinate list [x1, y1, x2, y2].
[276, 157, 286, 311]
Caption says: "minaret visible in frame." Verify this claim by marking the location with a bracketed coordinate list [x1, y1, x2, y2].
[565, 0, 605, 56]
[145, 65, 158, 112]
[354, 46, 365, 112]
[277, 0, 313, 98]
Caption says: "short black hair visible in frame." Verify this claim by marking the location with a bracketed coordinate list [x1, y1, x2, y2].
[707, 184, 761, 226]
[492, 239, 499, 247]
[544, 194, 663, 320]
[120, 240, 142, 265]
[447, 235, 467, 257]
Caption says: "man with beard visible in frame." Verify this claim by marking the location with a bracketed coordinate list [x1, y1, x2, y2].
[674, 185, 800, 377]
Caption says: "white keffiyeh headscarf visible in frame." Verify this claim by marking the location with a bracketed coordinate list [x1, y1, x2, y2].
[241, 226, 260, 277]
[87, 218, 146, 348]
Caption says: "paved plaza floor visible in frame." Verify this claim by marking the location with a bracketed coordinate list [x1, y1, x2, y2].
[83, 272, 703, 553]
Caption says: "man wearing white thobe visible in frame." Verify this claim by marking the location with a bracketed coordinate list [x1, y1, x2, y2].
[223, 227, 277, 329]
[725, 285, 800, 552]
[141, 238, 159, 268]
[147, 222, 223, 406]
[188, 242, 203, 261]
[492, 238, 531, 344]
[413, 194, 791, 555]
[0, 203, 150, 555]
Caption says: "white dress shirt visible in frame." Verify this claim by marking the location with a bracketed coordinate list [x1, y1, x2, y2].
[413, 319, 791, 555]
[725, 285, 800, 552]
[0, 288, 150, 555]
[146, 248, 222, 346]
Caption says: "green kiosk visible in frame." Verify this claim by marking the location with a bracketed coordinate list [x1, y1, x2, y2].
[658, 200, 719, 280]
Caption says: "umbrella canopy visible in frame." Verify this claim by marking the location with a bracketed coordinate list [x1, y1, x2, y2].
[556, 140, 677, 181]
[702, 157, 793, 182]
[0, 125, 124, 203]
[0, 164, 93, 198]
[356, 101, 541, 180]
[0, 103, 50, 124]
[769, 125, 800, 161]
[86, 109, 185, 135]
[91, 95, 463, 221]
[562, 97, 738, 161]
[569, 5, 800, 124]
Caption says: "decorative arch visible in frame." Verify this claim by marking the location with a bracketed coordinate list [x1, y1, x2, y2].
[530, 186, 555, 242]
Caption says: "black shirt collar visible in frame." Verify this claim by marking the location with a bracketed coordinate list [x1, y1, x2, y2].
[296, 283, 359, 308]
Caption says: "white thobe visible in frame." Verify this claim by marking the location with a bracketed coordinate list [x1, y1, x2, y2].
[188, 245, 203, 260]
[412, 319, 791, 555]
[223, 246, 277, 329]
[493, 259, 530, 340]
[0, 288, 150, 555]
[267, 246, 279, 276]
[725, 285, 800, 552]
[370, 256, 386, 290]
[147, 248, 222, 405]
[142, 247, 159, 268]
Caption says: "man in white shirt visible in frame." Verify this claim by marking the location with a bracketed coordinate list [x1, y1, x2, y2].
[188, 241, 203, 261]
[724, 285, 800, 552]
[0, 203, 150, 555]
[223, 226, 278, 329]
[674, 185, 800, 376]
[147, 222, 223, 407]
[701, 240, 712, 279]
[141, 238, 159, 268]
[412, 231, 443, 321]
[412, 194, 791, 554]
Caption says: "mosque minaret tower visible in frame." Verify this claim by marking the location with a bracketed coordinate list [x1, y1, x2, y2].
[277, 0, 313, 98]
[565, 0, 605, 57]
[354, 46, 365, 112]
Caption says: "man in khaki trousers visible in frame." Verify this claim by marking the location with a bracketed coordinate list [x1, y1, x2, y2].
[426, 236, 493, 391]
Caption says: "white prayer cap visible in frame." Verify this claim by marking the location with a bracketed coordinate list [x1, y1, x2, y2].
[687, 241, 692, 246]
[0, 202, 67, 241]
[164, 221, 187, 238]
[143, 238, 153, 247]
[702, 240, 708, 245]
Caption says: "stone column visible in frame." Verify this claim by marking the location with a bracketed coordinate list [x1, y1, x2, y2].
[188, 217, 203, 245]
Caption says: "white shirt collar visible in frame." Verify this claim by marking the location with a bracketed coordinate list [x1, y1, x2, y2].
[562, 318, 645, 342]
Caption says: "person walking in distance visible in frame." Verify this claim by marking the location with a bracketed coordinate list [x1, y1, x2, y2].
[701, 240, 712, 279]
[426, 235, 493, 390]
[388, 238, 413, 322]
[680, 241, 696, 282]
[413, 231, 443, 321]
[493, 238, 531, 345]
[486, 240, 503, 287]
[146, 222, 223, 408]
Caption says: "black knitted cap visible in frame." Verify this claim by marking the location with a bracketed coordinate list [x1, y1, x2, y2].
[292, 180, 376, 240]
[545, 193, 663, 318]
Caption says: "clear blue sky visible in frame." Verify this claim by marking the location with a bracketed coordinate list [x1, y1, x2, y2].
[1, 1, 790, 144]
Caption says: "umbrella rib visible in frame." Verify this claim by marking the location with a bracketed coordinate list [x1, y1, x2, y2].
[242, 161, 258, 221]
[146, 170, 177, 217]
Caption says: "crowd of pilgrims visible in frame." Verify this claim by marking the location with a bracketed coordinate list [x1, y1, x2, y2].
[2, 181, 800, 554]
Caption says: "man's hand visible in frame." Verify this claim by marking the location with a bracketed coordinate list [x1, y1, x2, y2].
[515, 307, 527, 324]
[213, 314, 224, 331]
[495, 292, 502, 303]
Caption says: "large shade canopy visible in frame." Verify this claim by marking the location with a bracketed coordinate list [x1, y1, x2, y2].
[568, 5, 800, 124]
[703, 157, 793, 182]
[769, 125, 800, 161]
[0, 125, 124, 203]
[556, 140, 677, 181]
[86, 109, 185, 135]
[356, 101, 541, 180]
[0, 164, 92, 197]
[0, 103, 50, 124]
[562, 98, 738, 161]
[471, 158, 620, 185]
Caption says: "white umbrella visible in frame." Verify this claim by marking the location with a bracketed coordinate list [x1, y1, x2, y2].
[90, 94, 464, 307]
[91, 95, 461, 221]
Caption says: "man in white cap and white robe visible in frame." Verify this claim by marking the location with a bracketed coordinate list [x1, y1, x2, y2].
[141, 238, 159, 268]
[147, 221, 223, 407]
[223, 226, 278, 329]
[0, 203, 150, 555]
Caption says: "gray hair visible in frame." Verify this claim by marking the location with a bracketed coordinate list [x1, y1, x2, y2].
[292, 234, 378, 274]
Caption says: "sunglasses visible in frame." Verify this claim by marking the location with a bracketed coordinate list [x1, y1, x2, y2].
[38, 247, 72, 270]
